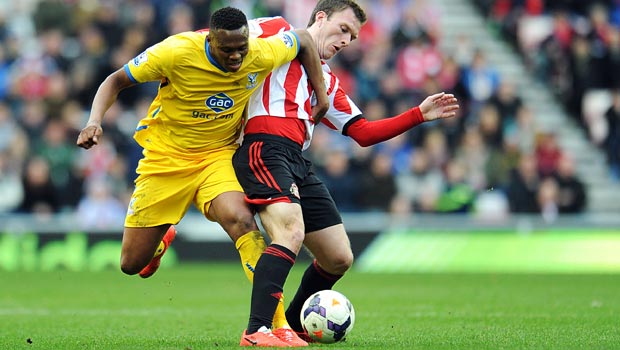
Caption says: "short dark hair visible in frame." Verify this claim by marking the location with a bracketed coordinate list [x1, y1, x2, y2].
[210, 7, 248, 31]
[307, 0, 367, 27]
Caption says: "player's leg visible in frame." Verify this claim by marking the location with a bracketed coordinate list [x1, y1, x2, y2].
[231, 136, 309, 346]
[120, 225, 173, 276]
[284, 175, 353, 333]
[245, 202, 304, 333]
[285, 224, 353, 333]
[198, 148, 289, 330]
[123, 150, 198, 277]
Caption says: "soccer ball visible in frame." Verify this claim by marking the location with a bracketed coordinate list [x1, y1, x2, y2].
[300, 289, 355, 344]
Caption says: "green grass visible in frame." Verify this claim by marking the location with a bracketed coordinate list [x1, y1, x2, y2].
[1, 263, 619, 349]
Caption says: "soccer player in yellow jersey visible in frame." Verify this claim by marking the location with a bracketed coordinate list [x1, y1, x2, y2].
[76, 7, 328, 346]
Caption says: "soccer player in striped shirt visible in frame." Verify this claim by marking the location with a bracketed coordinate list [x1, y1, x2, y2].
[234, 0, 459, 346]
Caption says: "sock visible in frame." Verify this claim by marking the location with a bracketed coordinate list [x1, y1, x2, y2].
[235, 231, 266, 282]
[153, 241, 165, 258]
[247, 244, 296, 334]
[285, 259, 343, 332]
[235, 231, 290, 329]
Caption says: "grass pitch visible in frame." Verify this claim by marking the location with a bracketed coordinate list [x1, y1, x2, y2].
[1, 263, 619, 350]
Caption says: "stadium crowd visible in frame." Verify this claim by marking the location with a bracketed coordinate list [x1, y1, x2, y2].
[2, 0, 612, 228]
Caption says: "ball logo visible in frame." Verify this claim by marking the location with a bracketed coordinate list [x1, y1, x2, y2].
[205, 93, 234, 113]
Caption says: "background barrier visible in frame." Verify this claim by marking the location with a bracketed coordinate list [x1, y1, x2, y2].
[1, 212, 618, 272]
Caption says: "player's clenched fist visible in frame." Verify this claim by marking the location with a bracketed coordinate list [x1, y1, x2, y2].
[76, 123, 103, 149]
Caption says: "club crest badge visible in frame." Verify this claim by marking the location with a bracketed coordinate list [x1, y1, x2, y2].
[290, 183, 300, 199]
[246, 72, 258, 89]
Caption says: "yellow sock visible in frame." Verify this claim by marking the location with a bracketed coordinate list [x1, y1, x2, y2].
[153, 241, 165, 258]
[272, 296, 289, 329]
[235, 230, 289, 329]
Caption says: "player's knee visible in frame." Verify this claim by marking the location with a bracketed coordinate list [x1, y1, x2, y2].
[283, 220, 305, 250]
[220, 210, 258, 236]
[119, 255, 145, 275]
[321, 251, 353, 275]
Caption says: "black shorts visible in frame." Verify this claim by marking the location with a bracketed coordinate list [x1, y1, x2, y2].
[232, 134, 342, 232]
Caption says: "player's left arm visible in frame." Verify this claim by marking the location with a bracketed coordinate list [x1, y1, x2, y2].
[344, 92, 459, 147]
[292, 28, 329, 124]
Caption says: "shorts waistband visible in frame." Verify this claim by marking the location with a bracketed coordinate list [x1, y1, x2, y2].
[243, 133, 303, 151]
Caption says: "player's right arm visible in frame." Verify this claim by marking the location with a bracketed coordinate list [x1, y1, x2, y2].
[76, 68, 135, 149]
[344, 92, 459, 147]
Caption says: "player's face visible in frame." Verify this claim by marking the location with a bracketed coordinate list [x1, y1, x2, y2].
[313, 8, 362, 60]
[208, 26, 250, 72]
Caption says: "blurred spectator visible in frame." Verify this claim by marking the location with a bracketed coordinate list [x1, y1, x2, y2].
[485, 140, 521, 191]
[391, 0, 441, 49]
[353, 48, 388, 102]
[477, 103, 504, 150]
[0, 101, 28, 161]
[0, 44, 12, 100]
[32, 118, 77, 207]
[504, 104, 537, 154]
[436, 55, 461, 92]
[76, 176, 127, 229]
[601, 27, 620, 89]
[460, 49, 501, 120]
[553, 153, 587, 213]
[435, 159, 475, 213]
[537, 177, 560, 223]
[535, 131, 563, 177]
[0, 151, 24, 213]
[507, 153, 540, 213]
[473, 188, 510, 221]
[604, 89, 620, 179]
[18, 99, 48, 140]
[421, 128, 451, 170]
[18, 156, 59, 214]
[368, 0, 409, 34]
[396, 149, 444, 212]
[374, 132, 413, 175]
[567, 35, 595, 126]
[357, 152, 398, 212]
[395, 35, 443, 92]
[454, 127, 489, 191]
[488, 79, 523, 128]
[316, 149, 360, 213]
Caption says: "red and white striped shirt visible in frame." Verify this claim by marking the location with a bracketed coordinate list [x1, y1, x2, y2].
[245, 17, 362, 150]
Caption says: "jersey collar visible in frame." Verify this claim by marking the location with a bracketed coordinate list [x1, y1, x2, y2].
[205, 41, 228, 73]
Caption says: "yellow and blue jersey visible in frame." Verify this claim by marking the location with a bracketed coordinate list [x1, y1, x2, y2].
[124, 30, 299, 159]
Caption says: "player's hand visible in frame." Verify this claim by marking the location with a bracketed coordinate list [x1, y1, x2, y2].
[419, 92, 459, 122]
[76, 123, 103, 149]
[311, 92, 329, 125]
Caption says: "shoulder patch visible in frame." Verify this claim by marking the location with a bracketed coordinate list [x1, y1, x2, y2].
[279, 32, 295, 48]
[132, 50, 148, 66]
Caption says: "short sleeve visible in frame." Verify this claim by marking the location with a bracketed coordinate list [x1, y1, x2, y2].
[252, 31, 300, 71]
[124, 37, 176, 83]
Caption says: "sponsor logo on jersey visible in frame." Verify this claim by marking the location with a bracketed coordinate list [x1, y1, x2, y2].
[205, 93, 234, 112]
[192, 111, 234, 120]
[246, 72, 258, 89]
[280, 32, 295, 48]
[132, 51, 148, 66]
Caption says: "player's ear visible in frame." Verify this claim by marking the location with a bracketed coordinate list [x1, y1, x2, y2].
[315, 11, 328, 26]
